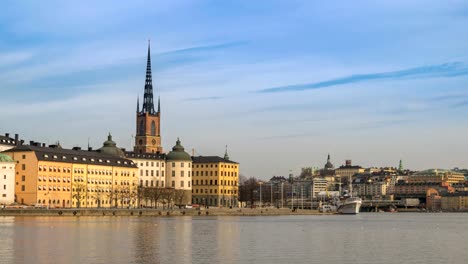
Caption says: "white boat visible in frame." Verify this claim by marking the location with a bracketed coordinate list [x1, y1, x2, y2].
[337, 175, 362, 214]
[338, 197, 362, 214]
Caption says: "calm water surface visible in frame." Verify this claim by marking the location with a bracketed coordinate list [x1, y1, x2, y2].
[0, 213, 467, 264]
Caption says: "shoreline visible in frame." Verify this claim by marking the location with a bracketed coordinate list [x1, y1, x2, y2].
[0, 208, 333, 217]
[1, 208, 466, 217]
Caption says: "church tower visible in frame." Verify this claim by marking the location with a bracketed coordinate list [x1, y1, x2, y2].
[134, 41, 163, 154]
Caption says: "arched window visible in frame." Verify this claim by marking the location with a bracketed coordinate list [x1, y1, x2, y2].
[139, 120, 145, 135]
[151, 121, 156, 136]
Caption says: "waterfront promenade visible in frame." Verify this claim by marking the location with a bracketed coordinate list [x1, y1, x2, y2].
[0, 207, 329, 217]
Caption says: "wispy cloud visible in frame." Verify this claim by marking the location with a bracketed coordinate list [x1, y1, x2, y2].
[185, 96, 225, 101]
[0, 51, 33, 67]
[258, 62, 468, 93]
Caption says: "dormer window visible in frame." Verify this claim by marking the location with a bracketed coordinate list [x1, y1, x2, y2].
[44, 154, 49, 158]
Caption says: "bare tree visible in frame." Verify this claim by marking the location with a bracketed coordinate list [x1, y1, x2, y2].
[92, 185, 104, 208]
[174, 189, 186, 207]
[239, 177, 258, 207]
[72, 182, 87, 208]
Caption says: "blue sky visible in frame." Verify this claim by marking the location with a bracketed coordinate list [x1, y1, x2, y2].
[1, 0, 468, 179]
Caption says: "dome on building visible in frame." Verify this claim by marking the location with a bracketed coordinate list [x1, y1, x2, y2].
[166, 138, 192, 161]
[324, 154, 334, 170]
[0, 153, 14, 163]
[98, 133, 125, 158]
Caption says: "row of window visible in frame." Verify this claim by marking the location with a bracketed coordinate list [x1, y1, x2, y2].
[193, 171, 238, 177]
[140, 161, 165, 167]
[194, 164, 237, 169]
[42, 154, 134, 166]
[169, 180, 191, 188]
[141, 170, 165, 177]
[193, 179, 238, 186]
[38, 185, 71, 191]
[140, 180, 165, 187]
[192, 189, 237, 194]
[38, 176, 71, 183]
[171, 170, 191, 177]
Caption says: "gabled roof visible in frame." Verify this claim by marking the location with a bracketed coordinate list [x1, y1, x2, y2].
[4, 145, 137, 168]
[192, 156, 238, 164]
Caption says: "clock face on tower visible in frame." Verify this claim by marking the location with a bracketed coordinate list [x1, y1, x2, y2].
[152, 139, 156, 145]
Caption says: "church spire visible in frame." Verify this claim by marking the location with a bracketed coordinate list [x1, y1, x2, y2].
[142, 40, 155, 114]
[224, 145, 230, 160]
[158, 95, 160, 113]
[136, 96, 140, 113]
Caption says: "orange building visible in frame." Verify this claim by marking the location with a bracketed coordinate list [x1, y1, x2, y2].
[4, 135, 138, 208]
[192, 150, 239, 207]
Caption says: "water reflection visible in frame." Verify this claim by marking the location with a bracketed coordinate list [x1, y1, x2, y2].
[0, 214, 466, 264]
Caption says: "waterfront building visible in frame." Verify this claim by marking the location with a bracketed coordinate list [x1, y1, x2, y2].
[0, 153, 16, 205]
[3, 134, 138, 208]
[441, 191, 468, 210]
[134, 42, 162, 154]
[125, 152, 166, 188]
[192, 150, 239, 207]
[165, 138, 192, 205]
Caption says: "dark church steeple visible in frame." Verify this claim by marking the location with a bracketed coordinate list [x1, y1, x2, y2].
[141, 40, 157, 114]
[134, 40, 163, 154]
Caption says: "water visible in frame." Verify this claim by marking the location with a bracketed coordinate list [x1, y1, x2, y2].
[0, 213, 467, 264]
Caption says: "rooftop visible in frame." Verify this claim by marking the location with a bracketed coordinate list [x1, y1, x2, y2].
[192, 156, 238, 164]
[4, 145, 137, 168]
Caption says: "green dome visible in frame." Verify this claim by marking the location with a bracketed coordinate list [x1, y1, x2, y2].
[166, 138, 192, 161]
[98, 133, 125, 158]
[0, 153, 14, 163]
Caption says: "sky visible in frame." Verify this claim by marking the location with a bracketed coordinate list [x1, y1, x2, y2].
[1, 0, 468, 179]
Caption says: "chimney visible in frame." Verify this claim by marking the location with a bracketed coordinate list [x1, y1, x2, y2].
[88, 147, 93, 151]
[42, 143, 46, 147]
[14, 134, 19, 145]
[20, 140, 24, 145]
[346, 160, 352, 166]
[72, 147, 81, 151]
[5, 133, 9, 138]
[29, 141, 34, 145]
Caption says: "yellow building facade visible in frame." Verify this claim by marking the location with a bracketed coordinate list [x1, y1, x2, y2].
[4, 137, 138, 208]
[407, 169, 465, 184]
[192, 155, 239, 207]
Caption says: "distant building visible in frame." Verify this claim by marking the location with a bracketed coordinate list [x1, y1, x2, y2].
[320, 154, 335, 177]
[0, 153, 15, 205]
[407, 169, 465, 184]
[312, 177, 327, 198]
[192, 149, 239, 207]
[0, 133, 19, 152]
[335, 160, 364, 179]
[441, 191, 468, 211]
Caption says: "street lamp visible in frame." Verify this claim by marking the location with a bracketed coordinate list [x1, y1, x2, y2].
[270, 182, 273, 206]
[281, 182, 284, 208]
[259, 182, 263, 208]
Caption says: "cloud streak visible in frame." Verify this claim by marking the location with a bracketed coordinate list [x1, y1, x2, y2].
[258, 62, 468, 93]
[185, 96, 225, 101]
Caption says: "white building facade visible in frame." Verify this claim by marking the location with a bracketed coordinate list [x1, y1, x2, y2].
[0, 153, 16, 205]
